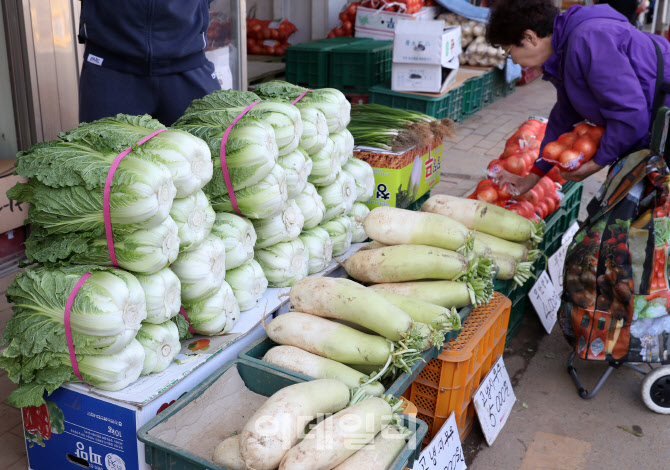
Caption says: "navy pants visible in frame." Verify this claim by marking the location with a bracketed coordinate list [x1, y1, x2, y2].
[79, 60, 220, 126]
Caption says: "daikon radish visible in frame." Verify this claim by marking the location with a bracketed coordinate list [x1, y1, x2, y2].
[289, 277, 414, 341]
[265, 312, 422, 374]
[360, 240, 387, 251]
[363, 206, 473, 253]
[475, 232, 539, 262]
[279, 398, 392, 470]
[344, 245, 475, 283]
[493, 252, 534, 286]
[421, 194, 543, 243]
[333, 426, 409, 470]
[263, 345, 385, 396]
[213, 435, 246, 470]
[240, 379, 349, 470]
[370, 279, 492, 307]
[374, 290, 461, 331]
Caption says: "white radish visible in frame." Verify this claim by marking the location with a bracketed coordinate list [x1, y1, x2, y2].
[475, 232, 537, 261]
[240, 379, 349, 470]
[363, 206, 472, 252]
[263, 345, 385, 396]
[279, 398, 392, 470]
[212, 435, 246, 470]
[265, 312, 423, 376]
[333, 426, 409, 470]
[421, 194, 543, 243]
[493, 252, 534, 286]
[266, 312, 393, 365]
[374, 290, 461, 331]
[289, 277, 414, 341]
[370, 279, 492, 307]
[344, 245, 472, 283]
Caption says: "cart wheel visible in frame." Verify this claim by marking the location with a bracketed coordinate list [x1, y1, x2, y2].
[641, 365, 670, 414]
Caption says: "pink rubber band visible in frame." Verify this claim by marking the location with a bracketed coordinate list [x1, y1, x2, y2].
[220, 102, 261, 216]
[103, 128, 168, 266]
[179, 306, 196, 334]
[65, 272, 92, 381]
[291, 89, 312, 105]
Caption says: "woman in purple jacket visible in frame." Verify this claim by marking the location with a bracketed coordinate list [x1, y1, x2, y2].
[488, 0, 670, 193]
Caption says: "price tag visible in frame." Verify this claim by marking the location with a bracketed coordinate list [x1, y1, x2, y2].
[473, 356, 516, 446]
[562, 221, 580, 246]
[411, 412, 466, 470]
[548, 243, 569, 294]
[529, 271, 561, 334]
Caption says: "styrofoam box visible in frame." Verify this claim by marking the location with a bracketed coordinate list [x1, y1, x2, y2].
[355, 6, 441, 40]
[392, 58, 459, 93]
[393, 20, 462, 67]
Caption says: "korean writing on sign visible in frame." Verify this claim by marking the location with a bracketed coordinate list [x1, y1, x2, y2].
[548, 242, 569, 294]
[412, 412, 466, 470]
[0, 199, 25, 214]
[529, 270, 561, 334]
[425, 156, 435, 178]
[473, 356, 516, 446]
[562, 221, 580, 246]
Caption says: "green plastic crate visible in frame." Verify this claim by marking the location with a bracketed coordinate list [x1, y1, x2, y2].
[370, 85, 457, 120]
[560, 181, 583, 226]
[481, 69, 497, 106]
[505, 296, 527, 346]
[461, 75, 485, 118]
[503, 78, 517, 97]
[285, 37, 371, 88]
[447, 84, 466, 122]
[329, 40, 392, 93]
[138, 359, 428, 470]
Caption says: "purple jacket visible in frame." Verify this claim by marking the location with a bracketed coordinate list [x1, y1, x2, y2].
[534, 5, 670, 174]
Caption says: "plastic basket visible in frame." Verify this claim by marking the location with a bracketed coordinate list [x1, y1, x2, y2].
[505, 295, 527, 346]
[329, 40, 392, 93]
[560, 181, 583, 226]
[370, 85, 455, 120]
[238, 335, 440, 398]
[461, 75, 485, 118]
[481, 69, 498, 106]
[285, 37, 371, 88]
[137, 359, 428, 470]
[404, 292, 512, 444]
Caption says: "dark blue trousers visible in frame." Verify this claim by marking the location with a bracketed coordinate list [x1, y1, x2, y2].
[79, 60, 221, 126]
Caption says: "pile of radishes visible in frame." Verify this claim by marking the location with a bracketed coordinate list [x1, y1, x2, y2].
[213, 377, 410, 470]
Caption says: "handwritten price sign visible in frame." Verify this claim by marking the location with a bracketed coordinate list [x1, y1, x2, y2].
[473, 356, 516, 446]
[529, 270, 561, 334]
[548, 243, 569, 294]
[411, 412, 466, 470]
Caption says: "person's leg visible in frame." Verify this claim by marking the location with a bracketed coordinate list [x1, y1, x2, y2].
[154, 61, 221, 126]
[79, 61, 158, 122]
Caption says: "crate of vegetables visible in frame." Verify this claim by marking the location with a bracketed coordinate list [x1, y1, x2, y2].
[138, 359, 428, 470]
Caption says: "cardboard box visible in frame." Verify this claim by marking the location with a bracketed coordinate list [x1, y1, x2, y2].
[393, 20, 462, 66]
[356, 137, 443, 209]
[354, 6, 440, 40]
[0, 159, 28, 234]
[392, 60, 459, 93]
[21, 245, 361, 470]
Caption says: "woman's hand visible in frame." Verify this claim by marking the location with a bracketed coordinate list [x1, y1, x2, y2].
[560, 159, 605, 182]
[498, 170, 541, 195]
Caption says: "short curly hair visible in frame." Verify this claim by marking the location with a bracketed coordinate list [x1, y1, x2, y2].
[486, 0, 559, 47]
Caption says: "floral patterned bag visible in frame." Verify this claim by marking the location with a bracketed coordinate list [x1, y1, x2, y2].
[559, 150, 670, 363]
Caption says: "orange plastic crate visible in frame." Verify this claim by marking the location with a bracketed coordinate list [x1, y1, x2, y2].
[404, 292, 512, 445]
